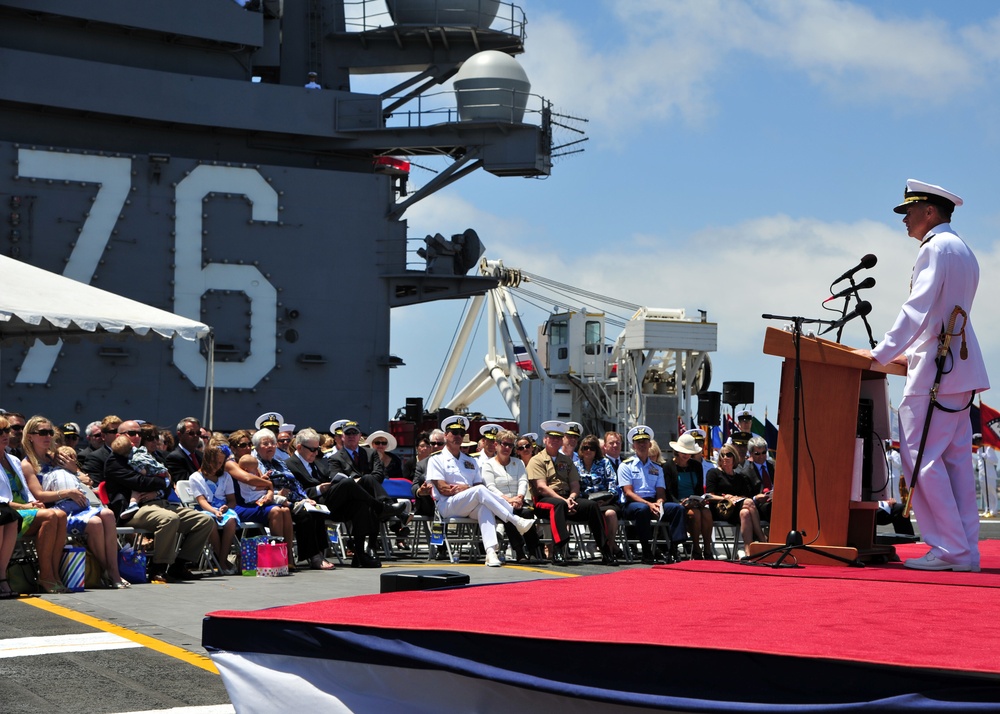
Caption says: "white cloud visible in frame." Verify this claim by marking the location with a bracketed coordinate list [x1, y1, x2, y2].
[394, 205, 1000, 419]
[521, 0, 989, 139]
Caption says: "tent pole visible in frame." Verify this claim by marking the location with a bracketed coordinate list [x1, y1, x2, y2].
[202, 332, 215, 430]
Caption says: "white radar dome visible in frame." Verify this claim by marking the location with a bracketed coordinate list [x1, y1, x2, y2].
[453, 50, 531, 123]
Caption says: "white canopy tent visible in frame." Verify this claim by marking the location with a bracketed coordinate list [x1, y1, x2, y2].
[0, 254, 216, 424]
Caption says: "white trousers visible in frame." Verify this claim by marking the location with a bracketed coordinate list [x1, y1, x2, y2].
[899, 392, 979, 568]
[976, 453, 998, 514]
[437, 485, 515, 551]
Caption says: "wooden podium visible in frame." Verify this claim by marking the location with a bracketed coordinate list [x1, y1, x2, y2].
[745, 327, 906, 565]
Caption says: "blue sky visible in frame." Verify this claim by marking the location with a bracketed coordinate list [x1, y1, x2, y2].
[376, 0, 1000, 429]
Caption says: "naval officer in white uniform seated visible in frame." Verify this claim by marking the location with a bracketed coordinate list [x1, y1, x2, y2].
[426, 415, 536, 567]
[857, 179, 989, 572]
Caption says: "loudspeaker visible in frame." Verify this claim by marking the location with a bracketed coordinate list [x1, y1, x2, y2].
[405, 397, 423, 423]
[722, 381, 754, 407]
[698, 391, 721, 426]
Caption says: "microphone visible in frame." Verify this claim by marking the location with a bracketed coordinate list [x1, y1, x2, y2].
[823, 276, 876, 303]
[831, 254, 877, 284]
[820, 301, 872, 335]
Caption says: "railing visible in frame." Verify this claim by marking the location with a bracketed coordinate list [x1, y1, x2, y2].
[383, 86, 545, 128]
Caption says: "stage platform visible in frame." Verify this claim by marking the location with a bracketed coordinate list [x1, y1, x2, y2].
[204, 542, 1000, 712]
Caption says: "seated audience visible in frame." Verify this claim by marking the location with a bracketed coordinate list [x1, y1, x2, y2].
[103, 419, 214, 583]
[706, 443, 765, 549]
[576, 434, 622, 554]
[665, 433, 714, 560]
[427, 416, 536, 567]
[22, 416, 127, 589]
[481, 429, 546, 564]
[188, 445, 241, 575]
[617, 428, 685, 563]
[226, 432, 297, 569]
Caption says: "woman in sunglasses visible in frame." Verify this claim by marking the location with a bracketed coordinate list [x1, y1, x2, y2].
[481, 429, 546, 564]
[706, 443, 765, 549]
[21, 415, 129, 589]
[1, 415, 70, 593]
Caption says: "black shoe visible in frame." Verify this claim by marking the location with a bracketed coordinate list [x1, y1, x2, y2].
[601, 553, 619, 567]
[551, 551, 567, 566]
[380, 501, 409, 521]
[166, 563, 202, 581]
[641, 555, 655, 565]
[351, 552, 382, 569]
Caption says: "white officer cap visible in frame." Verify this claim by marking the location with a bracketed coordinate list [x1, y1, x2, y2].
[255, 412, 283, 431]
[478, 423, 502, 440]
[540, 420, 568, 437]
[442, 415, 471, 433]
[628, 425, 654, 442]
[893, 179, 963, 214]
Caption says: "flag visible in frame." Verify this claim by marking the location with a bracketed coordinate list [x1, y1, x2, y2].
[677, 417, 686, 436]
[751, 416, 765, 437]
[979, 400, 1000, 449]
[722, 413, 734, 443]
[765, 418, 779, 452]
[711, 426, 723, 452]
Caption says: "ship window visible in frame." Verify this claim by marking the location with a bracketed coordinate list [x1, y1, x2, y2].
[584, 320, 602, 355]
[550, 321, 568, 346]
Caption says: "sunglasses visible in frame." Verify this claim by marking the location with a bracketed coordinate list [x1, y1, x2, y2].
[277, 438, 291, 443]
[431, 441, 445, 447]
[719, 453, 735, 459]
[0, 428, 10, 435]
[64, 433, 80, 440]
[372, 440, 388, 446]
[301, 444, 320, 453]
[121, 430, 141, 437]
[33, 429, 56, 437]
[498, 441, 515, 448]
[751, 451, 767, 456]
[449, 429, 467, 436]
[581, 445, 596, 452]
[516, 444, 532, 451]
[236, 441, 252, 449]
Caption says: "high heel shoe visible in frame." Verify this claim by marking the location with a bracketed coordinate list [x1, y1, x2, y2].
[39, 579, 69, 594]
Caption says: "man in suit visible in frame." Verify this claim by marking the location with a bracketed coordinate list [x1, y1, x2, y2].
[857, 179, 990, 572]
[740, 435, 774, 521]
[285, 428, 402, 568]
[164, 417, 203, 485]
[328, 420, 384, 481]
[81, 414, 121, 485]
[104, 418, 213, 583]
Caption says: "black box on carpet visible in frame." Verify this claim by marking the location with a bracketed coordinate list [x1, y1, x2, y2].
[380, 570, 470, 593]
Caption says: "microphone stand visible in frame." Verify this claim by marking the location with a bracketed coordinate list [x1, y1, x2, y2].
[832, 278, 878, 349]
[743, 313, 864, 568]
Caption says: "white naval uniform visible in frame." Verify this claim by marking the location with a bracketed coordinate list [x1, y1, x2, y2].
[886, 448, 902, 501]
[871, 223, 990, 569]
[976, 445, 998, 514]
[426, 449, 516, 551]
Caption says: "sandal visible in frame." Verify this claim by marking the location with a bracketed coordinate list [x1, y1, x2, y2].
[39, 579, 69, 594]
[111, 577, 131, 589]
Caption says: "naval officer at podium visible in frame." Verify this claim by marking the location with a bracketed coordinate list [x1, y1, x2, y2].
[857, 179, 989, 572]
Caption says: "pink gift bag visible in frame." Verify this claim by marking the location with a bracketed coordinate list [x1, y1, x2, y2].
[256, 540, 288, 577]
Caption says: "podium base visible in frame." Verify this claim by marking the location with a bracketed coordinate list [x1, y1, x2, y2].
[745, 541, 896, 566]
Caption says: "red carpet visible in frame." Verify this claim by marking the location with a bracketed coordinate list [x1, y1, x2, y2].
[204, 541, 1000, 711]
[209, 541, 1000, 675]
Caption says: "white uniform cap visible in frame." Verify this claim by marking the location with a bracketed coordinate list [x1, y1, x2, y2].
[893, 179, 963, 214]
[255, 412, 284, 431]
[628, 425, 654, 442]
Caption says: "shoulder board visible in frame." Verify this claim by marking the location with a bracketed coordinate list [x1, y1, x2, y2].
[623, 456, 637, 464]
